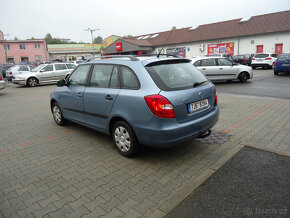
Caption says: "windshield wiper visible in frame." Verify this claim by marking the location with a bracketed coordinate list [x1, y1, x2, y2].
[193, 80, 208, 88]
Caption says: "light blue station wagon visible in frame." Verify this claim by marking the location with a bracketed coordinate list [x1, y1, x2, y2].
[50, 55, 219, 157]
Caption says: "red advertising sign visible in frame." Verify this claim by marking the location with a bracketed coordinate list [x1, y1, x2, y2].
[208, 42, 234, 56]
[116, 42, 122, 51]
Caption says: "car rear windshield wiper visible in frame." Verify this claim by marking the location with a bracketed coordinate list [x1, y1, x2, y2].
[193, 80, 208, 88]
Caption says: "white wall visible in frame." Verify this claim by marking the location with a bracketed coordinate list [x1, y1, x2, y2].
[153, 31, 290, 59]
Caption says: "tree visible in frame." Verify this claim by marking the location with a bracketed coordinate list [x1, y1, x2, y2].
[30, 37, 36, 40]
[93, 36, 103, 44]
[123, 35, 133, 38]
[14, 36, 19, 40]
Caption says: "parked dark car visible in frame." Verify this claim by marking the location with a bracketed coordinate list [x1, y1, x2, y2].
[233, 54, 253, 66]
[273, 53, 290, 75]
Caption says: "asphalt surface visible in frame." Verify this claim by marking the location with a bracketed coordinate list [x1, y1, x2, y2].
[215, 68, 290, 99]
[166, 147, 290, 218]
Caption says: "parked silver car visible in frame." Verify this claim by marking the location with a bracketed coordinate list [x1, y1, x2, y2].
[192, 57, 253, 82]
[5, 65, 34, 81]
[12, 63, 77, 87]
[0, 72, 7, 90]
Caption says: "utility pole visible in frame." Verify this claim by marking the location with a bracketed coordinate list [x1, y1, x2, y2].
[84, 28, 99, 57]
[3, 34, 9, 64]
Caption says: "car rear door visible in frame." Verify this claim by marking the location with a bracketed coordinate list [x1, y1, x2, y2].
[198, 59, 219, 80]
[18, 65, 30, 75]
[54, 64, 69, 81]
[60, 64, 91, 123]
[83, 64, 120, 131]
[216, 58, 238, 79]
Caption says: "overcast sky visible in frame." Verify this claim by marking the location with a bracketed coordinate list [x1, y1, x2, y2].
[1, 0, 289, 42]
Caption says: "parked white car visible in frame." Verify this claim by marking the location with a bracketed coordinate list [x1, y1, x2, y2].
[251, 53, 278, 69]
[0, 72, 6, 90]
[12, 63, 77, 87]
[192, 57, 253, 82]
[5, 65, 34, 81]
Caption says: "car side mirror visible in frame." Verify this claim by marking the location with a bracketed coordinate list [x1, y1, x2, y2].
[57, 79, 67, 87]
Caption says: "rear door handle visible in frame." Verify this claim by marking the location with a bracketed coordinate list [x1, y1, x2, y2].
[201, 68, 206, 70]
[219, 68, 223, 70]
[106, 95, 113, 101]
[77, 92, 82, 97]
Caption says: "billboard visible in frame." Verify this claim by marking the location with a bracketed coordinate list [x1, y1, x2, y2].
[166, 47, 186, 57]
[208, 42, 234, 56]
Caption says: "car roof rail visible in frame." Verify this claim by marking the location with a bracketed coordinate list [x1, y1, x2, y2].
[86, 55, 139, 62]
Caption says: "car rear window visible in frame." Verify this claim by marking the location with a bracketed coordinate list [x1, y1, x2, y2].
[255, 54, 269, 58]
[278, 54, 290, 61]
[145, 60, 208, 91]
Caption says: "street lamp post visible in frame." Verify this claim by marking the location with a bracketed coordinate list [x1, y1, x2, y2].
[84, 28, 99, 57]
[3, 34, 9, 64]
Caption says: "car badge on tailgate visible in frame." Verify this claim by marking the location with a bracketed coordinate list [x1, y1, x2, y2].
[199, 92, 203, 98]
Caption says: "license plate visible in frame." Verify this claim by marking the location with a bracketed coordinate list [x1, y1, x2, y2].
[257, 59, 263, 61]
[188, 99, 209, 113]
[282, 64, 290, 66]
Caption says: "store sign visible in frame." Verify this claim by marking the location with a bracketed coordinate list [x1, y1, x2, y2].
[208, 42, 234, 56]
[116, 42, 122, 51]
[166, 47, 186, 57]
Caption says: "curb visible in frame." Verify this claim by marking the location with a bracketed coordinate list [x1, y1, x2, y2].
[146, 143, 244, 218]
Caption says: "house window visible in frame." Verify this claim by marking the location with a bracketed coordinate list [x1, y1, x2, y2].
[4, 44, 10, 50]
[35, 55, 42, 62]
[19, 44, 26, 49]
[35, 44, 40, 49]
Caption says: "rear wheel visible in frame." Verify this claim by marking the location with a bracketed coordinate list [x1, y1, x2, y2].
[27, 77, 38, 87]
[274, 71, 279, 75]
[252, 66, 256, 70]
[112, 121, 138, 157]
[239, 72, 248, 83]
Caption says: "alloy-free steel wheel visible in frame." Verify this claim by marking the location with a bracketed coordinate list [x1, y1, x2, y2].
[52, 102, 67, 126]
[112, 121, 138, 157]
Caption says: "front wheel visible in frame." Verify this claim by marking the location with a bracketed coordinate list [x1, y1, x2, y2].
[239, 72, 248, 83]
[52, 102, 67, 126]
[112, 121, 138, 157]
[27, 77, 38, 87]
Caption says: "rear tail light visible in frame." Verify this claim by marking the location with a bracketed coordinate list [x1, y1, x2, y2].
[265, 57, 272, 60]
[215, 94, 218, 105]
[0, 74, 2, 81]
[252, 58, 255, 60]
[144, 95, 175, 118]
[274, 61, 277, 66]
[243, 59, 247, 62]
[9, 72, 12, 75]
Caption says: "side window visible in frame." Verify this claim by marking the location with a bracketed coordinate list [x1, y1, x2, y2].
[66, 64, 76, 69]
[90, 65, 114, 88]
[55, 64, 67, 70]
[193, 60, 201, 67]
[42, 65, 53, 72]
[271, 54, 278, 58]
[201, 59, 216, 66]
[120, 66, 139, 89]
[19, 66, 29, 71]
[69, 65, 91, 86]
[217, 58, 232, 66]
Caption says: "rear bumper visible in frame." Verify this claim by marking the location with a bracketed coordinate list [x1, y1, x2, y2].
[251, 63, 271, 67]
[134, 106, 219, 148]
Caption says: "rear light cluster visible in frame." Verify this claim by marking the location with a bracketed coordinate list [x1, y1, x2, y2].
[214, 86, 218, 105]
[242, 59, 247, 62]
[144, 95, 175, 118]
[9, 72, 12, 75]
[252, 58, 255, 60]
[274, 62, 277, 66]
[0, 74, 2, 81]
[265, 57, 272, 60]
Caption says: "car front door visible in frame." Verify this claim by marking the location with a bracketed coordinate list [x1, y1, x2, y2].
[216, 58, 238, 79]
[84, 64, 120, 131]
[60, 64, 91, 124]
[38, 64, 55, 82]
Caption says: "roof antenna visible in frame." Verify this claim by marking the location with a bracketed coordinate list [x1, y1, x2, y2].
[157, 29, 174, 58]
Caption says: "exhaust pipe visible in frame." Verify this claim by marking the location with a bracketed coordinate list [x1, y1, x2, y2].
[198, 130, 211, 138]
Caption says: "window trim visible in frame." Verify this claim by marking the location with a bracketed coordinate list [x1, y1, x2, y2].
[19, 44, 26, 50]
[119, 65, 140, 90]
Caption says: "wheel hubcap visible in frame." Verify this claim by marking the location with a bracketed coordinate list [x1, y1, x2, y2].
[114, 126, 131, 152]
[53, 106, 61, 123]
[29, 79, 37, 86]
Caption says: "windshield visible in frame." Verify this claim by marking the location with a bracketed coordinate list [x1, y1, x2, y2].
[278, 54, 290, 61]
[255, 54, 269, 58]
[146, 61, 208, 91]
[31, 64, 46, 72]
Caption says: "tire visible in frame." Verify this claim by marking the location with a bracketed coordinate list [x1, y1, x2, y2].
[27, 77, 38, 87]
[52, 102, 67, 126]
[238, 72, 248, 83]
[252, 66, 256, 70]
[274, 71, 279, 75]
[112, 121, 138, 157]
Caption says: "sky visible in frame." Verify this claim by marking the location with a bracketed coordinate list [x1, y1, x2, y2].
[0, 0, 289, 43]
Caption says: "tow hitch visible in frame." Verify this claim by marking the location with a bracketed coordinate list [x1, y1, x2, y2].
[198, 130, 212, 138]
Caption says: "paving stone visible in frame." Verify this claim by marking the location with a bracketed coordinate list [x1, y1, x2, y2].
[83, 196, 107, 211]
[83, 207, 106, 218]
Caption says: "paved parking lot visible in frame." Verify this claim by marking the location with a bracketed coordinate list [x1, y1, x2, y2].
[0, 69, 289, 217]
